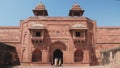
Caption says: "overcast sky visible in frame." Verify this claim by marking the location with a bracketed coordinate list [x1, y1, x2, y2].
[0, 0, 120, 26]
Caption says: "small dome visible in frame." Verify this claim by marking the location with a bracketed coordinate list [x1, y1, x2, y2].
[69, 3, 84, 16]
[35, 2, 46, 10]
[33, 2, 48, 16]
[72, 3, 82, 10]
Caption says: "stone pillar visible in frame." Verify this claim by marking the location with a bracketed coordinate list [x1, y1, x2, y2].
[28, 47, 32, 62]
[63, 51, 67, 63]
[42, 50, 48, 63]
[109, 51, 113, 64]
[101, 53, 105, 65]
[22, 48, 29, 62]
[100, 53, 103, 65]
[115, 51, 120, 64]
[83, 50, 89, 63]
[63, 51, 74, 64]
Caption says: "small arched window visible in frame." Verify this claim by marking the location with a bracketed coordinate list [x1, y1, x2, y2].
[32, 49, 42, 62]
[74, 49, 83, 62]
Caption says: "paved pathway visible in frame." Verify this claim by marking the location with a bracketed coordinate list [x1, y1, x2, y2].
[0, 64, 120, 68]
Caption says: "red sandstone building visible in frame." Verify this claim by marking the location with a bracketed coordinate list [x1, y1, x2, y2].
[0, 3, 120, 66]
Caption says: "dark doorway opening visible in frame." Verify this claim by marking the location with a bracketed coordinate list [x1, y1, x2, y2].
[53, 49, 63, 64]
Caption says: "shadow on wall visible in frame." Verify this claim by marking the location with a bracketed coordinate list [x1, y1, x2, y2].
[0, 42, 20, 66]
[0, 66, 16, 68]
[89, 47, 99, 66]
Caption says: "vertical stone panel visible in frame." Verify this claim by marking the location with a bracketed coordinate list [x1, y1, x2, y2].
[42, 50, 48, 63]
[83, 50, 89, 63]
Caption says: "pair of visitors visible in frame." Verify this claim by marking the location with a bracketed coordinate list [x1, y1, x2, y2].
[54, 58, 62, 66]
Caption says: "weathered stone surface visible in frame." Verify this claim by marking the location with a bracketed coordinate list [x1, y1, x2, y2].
[0, 64, 120, 68]
[0, 3, 120, 67]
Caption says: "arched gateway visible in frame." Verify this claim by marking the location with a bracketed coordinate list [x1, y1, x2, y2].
[49, 41, 66, 65]
[53, 49, 63, 64]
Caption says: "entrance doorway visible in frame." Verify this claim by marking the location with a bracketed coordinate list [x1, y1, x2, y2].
[53, 49, 63, 64]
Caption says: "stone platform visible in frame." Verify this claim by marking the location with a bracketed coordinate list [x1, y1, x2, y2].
[0, 64, 120, 68]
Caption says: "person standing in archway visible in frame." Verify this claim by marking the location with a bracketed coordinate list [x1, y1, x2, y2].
[58, 58, 62, 66]
[54, 58, 58, 66]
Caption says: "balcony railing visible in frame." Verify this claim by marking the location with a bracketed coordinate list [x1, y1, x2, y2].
[31, 37, 43, 40]
[73, 37, 85, 40]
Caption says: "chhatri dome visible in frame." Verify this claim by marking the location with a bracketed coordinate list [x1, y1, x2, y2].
[69, 3, 84, 16]
[71, 3, 82, 10]
[33, 2, 48, 16]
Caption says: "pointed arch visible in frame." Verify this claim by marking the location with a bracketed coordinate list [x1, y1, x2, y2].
[49, 41, 66, 64]
[74, 49, 83, 62]
[50, 41, 67, 51]
[53, 49, 63, 64]
[32, 49, 42, 62]
[22, 49, 26, 62]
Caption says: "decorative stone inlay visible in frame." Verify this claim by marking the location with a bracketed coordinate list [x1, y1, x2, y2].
[72, 24, 85, 28]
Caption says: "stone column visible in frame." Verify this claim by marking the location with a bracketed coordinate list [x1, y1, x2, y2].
[42, 50, 48, 63]
[63, 51, 74, 64]
[83, 50, 89, 63]
[115, 51, 120, 64]
[63, 51, 67, 64]
[22, 48, 29, 62]
[109, 51, 113, 64]
[99, 53, 103, 65]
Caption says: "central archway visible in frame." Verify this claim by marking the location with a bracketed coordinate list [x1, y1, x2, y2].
[49, 41, 66, 65]
[53, 49, 63, 64]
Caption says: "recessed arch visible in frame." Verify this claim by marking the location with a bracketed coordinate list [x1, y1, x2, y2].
[49, 41, 67, 51]
[32, 49, 42, 62]
[49, 41, 66, 64]
[53, 49, 63, 64]
[74, 49, 83, 62]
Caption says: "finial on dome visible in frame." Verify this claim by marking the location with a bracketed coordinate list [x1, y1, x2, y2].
[39, 2, 43, 6]
[72, 3, 81, 10]
[74, 2, 78, 5]
[40, 2, 42, 3]
[35, 2, 46, 10]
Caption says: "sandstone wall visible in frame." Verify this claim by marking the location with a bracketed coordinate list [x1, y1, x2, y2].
[96, 27, 120, 50]
[95, 27, 120, 64]
[0, 26, 21, 61]
[0, 26, 20, 42]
